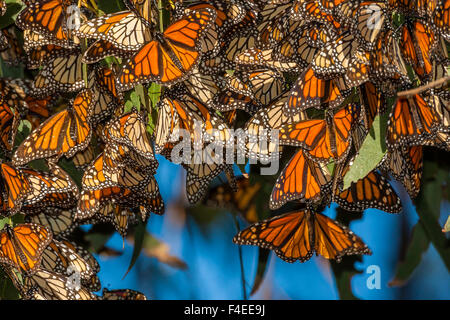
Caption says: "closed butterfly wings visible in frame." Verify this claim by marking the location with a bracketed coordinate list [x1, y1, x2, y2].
[279, 104, 359, 164]
[0, 223, 52, 274]
[13, 89, 94, 166]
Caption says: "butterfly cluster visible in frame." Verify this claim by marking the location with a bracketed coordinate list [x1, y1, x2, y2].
[0, 0, 448, 299]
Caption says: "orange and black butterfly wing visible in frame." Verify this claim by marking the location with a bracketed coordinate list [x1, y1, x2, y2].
[336, 171, 402, 213]
[285, 67, 343, 115]
[12, 89, 93, 166]
[0, 223, 52, 274]
[83, 40, 135, 64]
[387, 95, 440, 147]
[233, 210, 314, 262]
[119, 8, 217, 89]
[1, 163, 30, 215]
[16, 0, 75, 48]
[270, 150, 331, 210]
[312, 212, 371, 262]
[0, 99, 20, 152]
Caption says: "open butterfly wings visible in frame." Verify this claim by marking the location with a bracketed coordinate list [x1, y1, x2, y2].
[233, 210, 371, 263]
[119, 8, 217, 89]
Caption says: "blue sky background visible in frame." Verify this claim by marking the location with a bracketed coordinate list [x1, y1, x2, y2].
[94, 156, 450, 300]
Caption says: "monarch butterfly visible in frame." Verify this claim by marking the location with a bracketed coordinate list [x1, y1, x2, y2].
[26, 44, 69, 70]
[359, 82, 386, 130]
[160, 141, 234, 204]
[13, 89, 94, 166]
[279, 104, 360, 164]
[154, 89, 233, 153]
[20, 162, 79, 213]
[74, 10, 151, 51]
[274, 22, 331, 69]
[433, 0, 450, 41]
[77, 143, 164, 220]
[335, 170, 402, 213]
[88, 67, 123, 125]
[16, 0, 79, 49]
[22, 29, 76, 53]
[213, 91, 261, 115]
[102, 288, 147, 300]
[370, 29, 409, 85]
[0, 223, 52, 274]
[184, 163, 236, 205]
[291, 0, 342, 30]
[40, 239, 100, 292]
[284, 67, 344, 116]
[176, 1, 246, 56]
[270, 149, 331, 210]
[31, 50, 84, 97]
[242, 91, 307, 163]
[183, 67, 224, 106]
[255, 2, 292, 48]
[233, 209, 371, 262]
[235, 47, 298, 72]
[82, 39, 135, 64]
[59, 238, 100, 275]
[401, 21, 437, 80]
[422, 94, 450, 150]
[104, 110, 157, 162]
[22, 268, 97, 300]
[0, 78, 54, 119]
[203, 176, 262, 223]
[118, 8, 217, 89]
[386, 94, 440, 148]
[351, 1, 387, 51]
[25, 207, 77, 239]
[92, 202, 137, 237]
[0, 99, 20, 152]
[1, 163, 31, 216]
[379, 145, 423, 198]
[230, 69, 285, 106]
[312, 32, 359, 80]
[71, 146, 96, 170]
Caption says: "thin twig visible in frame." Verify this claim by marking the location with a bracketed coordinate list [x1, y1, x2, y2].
[397, 76, 450, 97]
[232, 214, 247, 300]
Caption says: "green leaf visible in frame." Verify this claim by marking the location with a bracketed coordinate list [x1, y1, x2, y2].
[0, 0, 25, 29]
[58, 157, 83, 187]
[123, 221, 146, 279]
[131, 91, 141, 108]
[124, 100, 134, 113]
[389, 222, 430, 287]
[414, 162, 450, 271]
[148, 83, 161, 109]
[14, 119, 32, 146]
[85, 232, 113, 253]
[343, 114, 387, 189]
[0, 217, 9, 230]
[96, 0, 123, 14]
[333, 268, 359, 300]
[0, 268, 20, 300]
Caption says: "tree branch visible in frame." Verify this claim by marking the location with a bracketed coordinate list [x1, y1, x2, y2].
[397, 76, 450, 97]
